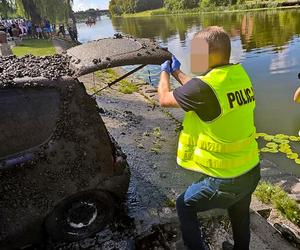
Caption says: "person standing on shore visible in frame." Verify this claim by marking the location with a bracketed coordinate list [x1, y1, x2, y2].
[44, 18, 52, 39]
[158, 26, 260, 250]
[26, 20, 32, 38]
[57, 24, 66, 38]
[35, 24, 43, 39]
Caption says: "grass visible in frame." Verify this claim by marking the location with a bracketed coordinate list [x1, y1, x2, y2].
[255, 182, 300, 227]
[118, 80, 138, 94]
[95, 68, 119, 79]
[12, 39, 56, 57]
[95, 68, 138, 94]
[123, 8, 170, 17]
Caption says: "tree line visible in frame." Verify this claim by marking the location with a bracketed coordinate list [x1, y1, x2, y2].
[164, 0, 244, 10]
[108, 0, 241, 15]
[109, 0, 164, 16]
[108, 0, 277, 15]
[0, 0, 73, 24]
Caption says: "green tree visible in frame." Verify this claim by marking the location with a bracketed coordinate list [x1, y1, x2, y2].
[135, 0, 163, 12]
[200, 0, 241, 8]
[0, 0, 15, 18]
[109, 0, 163, 15]
[0, 0, 73, 24]
[109, 0, 122, 16]
[164, 0, 199, 10]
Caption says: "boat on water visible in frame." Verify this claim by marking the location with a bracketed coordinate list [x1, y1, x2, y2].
[86, 17, 96, 25]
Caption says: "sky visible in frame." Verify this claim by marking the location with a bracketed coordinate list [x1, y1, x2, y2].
[73, 0, 109, 11]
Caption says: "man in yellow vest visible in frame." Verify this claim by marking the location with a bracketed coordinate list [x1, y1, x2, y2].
[158, 26, 260, 250]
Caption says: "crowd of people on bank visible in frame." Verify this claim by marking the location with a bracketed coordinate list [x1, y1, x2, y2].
[0, 18, 78, 42]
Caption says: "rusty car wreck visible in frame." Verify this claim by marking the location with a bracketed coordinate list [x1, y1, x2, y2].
[0, 35, 171, 249]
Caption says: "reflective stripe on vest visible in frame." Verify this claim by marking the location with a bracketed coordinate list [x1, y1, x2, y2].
[179, 131, 256, 153]
[177, 64, 259, 178]
[177, 142, 258, 169]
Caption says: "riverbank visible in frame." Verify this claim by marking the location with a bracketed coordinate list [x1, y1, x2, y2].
[122, 3, 300, 18]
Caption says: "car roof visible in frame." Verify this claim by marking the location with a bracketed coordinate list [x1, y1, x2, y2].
[67, 36, 172, 76]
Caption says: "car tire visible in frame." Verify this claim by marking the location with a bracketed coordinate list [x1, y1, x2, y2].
[45, 190, 115, 243]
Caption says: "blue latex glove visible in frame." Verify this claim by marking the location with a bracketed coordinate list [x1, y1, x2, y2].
[171, 55, 181, 73]
[161, 60, 171, 74]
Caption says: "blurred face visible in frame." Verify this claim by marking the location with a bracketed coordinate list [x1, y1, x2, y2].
[191, 37, 209, 74]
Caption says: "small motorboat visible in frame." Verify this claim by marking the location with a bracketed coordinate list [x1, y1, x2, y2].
[86, 17, 96, 25]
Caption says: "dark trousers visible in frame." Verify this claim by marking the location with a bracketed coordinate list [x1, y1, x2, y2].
[176, 164, 261, 250]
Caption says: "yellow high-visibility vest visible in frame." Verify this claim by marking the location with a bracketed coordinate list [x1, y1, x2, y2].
[177, 64, 259, 178]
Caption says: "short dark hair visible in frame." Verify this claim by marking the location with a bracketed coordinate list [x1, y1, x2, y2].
[194, 26, 231, 62]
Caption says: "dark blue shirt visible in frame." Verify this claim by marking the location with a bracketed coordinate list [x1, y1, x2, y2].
[173, 78, 221, 122]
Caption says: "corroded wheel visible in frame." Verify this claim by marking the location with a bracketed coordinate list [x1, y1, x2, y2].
[45, 190, 115, 242]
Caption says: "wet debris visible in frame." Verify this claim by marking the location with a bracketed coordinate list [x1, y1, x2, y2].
[101, 109, 142, 128]
[137, 144, 145, 149]
[50, 210, 136, 249]
[159, 172, 167, 179]
[135, 223, 181, 250]
[114, 33, 124, 39]
[0, 54, 73, 85]
[93, 58, 99, 64]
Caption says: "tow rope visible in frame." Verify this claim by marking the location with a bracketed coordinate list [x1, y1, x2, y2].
[91, 64, 147, 97]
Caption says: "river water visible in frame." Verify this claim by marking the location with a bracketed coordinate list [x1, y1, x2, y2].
[77, 10, 300, 175]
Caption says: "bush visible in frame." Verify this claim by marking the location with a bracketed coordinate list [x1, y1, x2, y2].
[164, 0, 200, 10]
[255, 182, 300, 226]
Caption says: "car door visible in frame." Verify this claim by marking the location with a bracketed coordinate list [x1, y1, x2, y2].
[67, 35, 171, 76]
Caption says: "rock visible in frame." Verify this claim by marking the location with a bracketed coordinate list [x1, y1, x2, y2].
[288, 193, 300, 202]
[79, 238, 96, 249]
[0, 44, 12, 56]
[161, 207, 172, 215]
[274, 223, 300, 245]
[96, 228, 113, 245]
[145, 89, 157, 94]
[113, 33, 123, 39]
[160, 172, 167, 179]
[291, 181, 300, 194]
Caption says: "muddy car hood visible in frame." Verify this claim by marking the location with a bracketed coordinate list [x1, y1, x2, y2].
[67, 36, 172, 76]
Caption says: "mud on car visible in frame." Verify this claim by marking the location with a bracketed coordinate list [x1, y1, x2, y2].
[0, 36, 170, 249]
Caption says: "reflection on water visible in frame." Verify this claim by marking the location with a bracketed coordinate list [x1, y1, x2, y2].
[77, 9, 300, 174]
